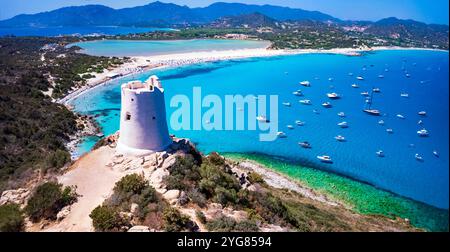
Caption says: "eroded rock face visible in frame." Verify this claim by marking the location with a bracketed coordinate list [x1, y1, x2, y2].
[128, 225, 151, 232]
[56, 205, 71, 221]
[0, 188, 30, 207]
[148, 168, 169, 189]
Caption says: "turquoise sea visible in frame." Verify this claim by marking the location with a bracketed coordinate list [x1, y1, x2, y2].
[69, 49, 449, 231]
[70, 39, 271, 57]
[0, 26, 171, 37]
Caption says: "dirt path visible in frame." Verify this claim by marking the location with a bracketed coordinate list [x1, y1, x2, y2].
[43, 146, 121, 232]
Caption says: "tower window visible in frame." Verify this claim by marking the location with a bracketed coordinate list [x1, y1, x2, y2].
[131, 98, 134, 101]
[152, 116, 156, 120]
[125, 112, 131, 121]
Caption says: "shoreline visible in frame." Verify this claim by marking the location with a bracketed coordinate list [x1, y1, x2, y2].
[57, 45, 448, 106]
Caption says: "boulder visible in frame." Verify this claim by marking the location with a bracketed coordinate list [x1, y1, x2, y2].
[128, 225, 151, 232]
[130, 203, 139, 214]
[0, 188, 30, 206]
[163, 190, 180, 201]
[56, 205, 71, 221]
[149, 168, 169, 188]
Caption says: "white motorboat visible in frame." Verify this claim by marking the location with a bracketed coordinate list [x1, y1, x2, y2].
[433, 150, 439, 157]
[334, 135, 346, 141]
[295, 120, 305, 126]
[298, 141, 311, 148]
[418, 111, 427, 116]
[287, 125, 294, 129]
[360, 92, 369, 96]
[406, 73, 411, 78]
[338, 121, 348, 128]
[348, 72, 354, 76]
[376, 150, 385, 157]
[417, 129, 429, 137]
[378, 75, 384, 78]
[397, 114, 405, 119]
[317, 155, 333, 163]
[400, 93, 409, 98]
[292, 90, 303, 96]
[313, 109, 319, 114]
[415, 153, 424, 161]
[282, 102, 291, 107]
[299, 99, 312, 105]
[277, 132, 287, 138]
[363, 109, 381, 116]
[322, 102, 332, 108]
[300, 81, 311, 87]
[351, 84, 359, 88]
[356, 76, 364, 80]
[327, 92, 340, 99]
[386, 128, 393, 133]
[418, 120, 423, 125]
[328, 77, 334, 82]
[337, 112, 345, 117]
[372, 88, 381, 93]
[256, 115, 269, 123]
[378, 120, 385, 125]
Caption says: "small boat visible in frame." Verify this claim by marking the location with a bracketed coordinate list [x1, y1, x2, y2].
[418, 120, 423, 125]
[299, 99, 312, 105]
[328, 78, 334, 82]
[351, 84, 359, 88]
[397, 114, 405, 119]
[300, 81, 311, 87]
[313, 109, 320, 114]
[406, 73, 411, 78]
[376, 150, 385, 157]
[292, 90, 303, 96]
[348, 73, 354, 76]
[338, 121, 348, 128]
[327, 92, 340, 99]
[295, 120, 305, 126]
[386, 128, 393, 133]
[298, 141, 311, 148]
[372, 88, 381, 93]
[282, 102, 291, 107]
[287, 125, 294, 129]
[317, 155, 333, 163]
[378, 75, 384, 78]
[337, 112, 345, 117]
[415, 153, 424, 161]
[417, 129, 429, 137]
[418, 111, 427, 116]
[400, 93, 409, 98]
[385, 68, 389, 72]
[334, 135, 346, 142]
[433, 150, 439, 157]
[361, 92, 369, 96]
[363, 109, 381, 116]
[256, 115, 269, 123]
[356, 76, 364, 80]
[322, 102, 332, 108]
[96, 133, 105, 138]
[378, 120, 385, 125]
[277, 132, 287, 138]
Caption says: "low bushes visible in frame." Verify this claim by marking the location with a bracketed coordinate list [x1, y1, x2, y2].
[25, 182, 77, 222]
[0, 204, 25, 232]
[163, 207, 197, 232]
[205, 215, 259, 232]
[90, 205, 126, 232]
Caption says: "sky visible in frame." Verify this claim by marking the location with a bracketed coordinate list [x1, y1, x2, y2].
[0, 0, 448, 24]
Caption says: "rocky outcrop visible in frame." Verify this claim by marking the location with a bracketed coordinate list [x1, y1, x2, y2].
[0, 188, 30, 207]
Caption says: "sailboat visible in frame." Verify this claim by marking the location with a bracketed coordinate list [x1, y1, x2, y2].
[363, 88, 381, 116]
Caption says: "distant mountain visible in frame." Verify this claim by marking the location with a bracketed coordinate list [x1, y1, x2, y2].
[0, 1, 339, 27]
[211, 12, 278, 28]
[364, 17, 449, 46]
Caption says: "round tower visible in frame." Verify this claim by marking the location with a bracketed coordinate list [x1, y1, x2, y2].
[117, 75, 172, 156]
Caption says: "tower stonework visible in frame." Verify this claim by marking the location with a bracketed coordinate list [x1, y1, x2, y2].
[117, 75, 172, 156]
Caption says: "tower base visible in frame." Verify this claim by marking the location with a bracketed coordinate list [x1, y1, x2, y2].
[116, 141, 173, 157]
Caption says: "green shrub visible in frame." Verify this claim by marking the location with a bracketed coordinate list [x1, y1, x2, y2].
[195, 210, 207, 224]
[188, 189, 207, 208]
[25, 182, 77, 222]
[247, 172, 265, 184]
[114, 174, 147, 195]
[214, 187, 238, 206]
[207, 152, 225, 166]
[47, 149, 71, 169]
[205, 215, 236, 232]
[163, 207, 194, 232]
[234, 219, 259, 232]
[0, 204, 25, 232]
[90, 205, 125, 232]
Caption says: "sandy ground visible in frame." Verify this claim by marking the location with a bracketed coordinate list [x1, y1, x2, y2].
[42, 146, 121, 232]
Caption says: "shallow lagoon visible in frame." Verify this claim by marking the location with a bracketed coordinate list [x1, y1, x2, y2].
[71, 39, 271, 57]
[70, 50, 449, 230]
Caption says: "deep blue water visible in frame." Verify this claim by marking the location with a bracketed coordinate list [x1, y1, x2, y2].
[0, 26, 171, 37]
[70, 50, 449, 209]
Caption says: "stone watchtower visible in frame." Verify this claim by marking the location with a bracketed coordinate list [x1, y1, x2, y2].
[116, 75, 172, 156]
